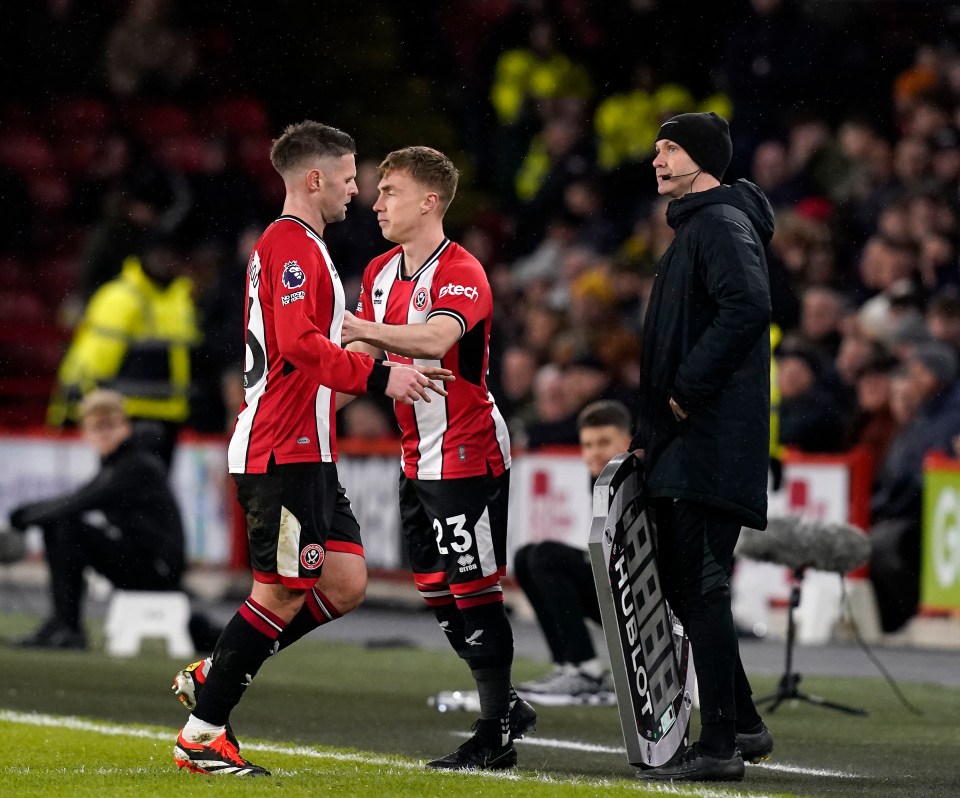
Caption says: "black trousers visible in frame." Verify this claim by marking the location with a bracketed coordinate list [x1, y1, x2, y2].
[513, 541, 601, 666]
[650, 497, 760, 732]
[40, 516, 181, 630]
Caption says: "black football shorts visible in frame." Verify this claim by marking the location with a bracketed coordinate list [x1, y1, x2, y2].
[234, 460, 363, 589]
[399, 469, 509, 590]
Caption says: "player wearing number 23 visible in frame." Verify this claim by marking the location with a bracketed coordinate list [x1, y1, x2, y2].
[341, 146, 526, 771]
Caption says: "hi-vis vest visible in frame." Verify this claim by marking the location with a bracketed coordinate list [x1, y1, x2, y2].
[48, 258, 199, 426]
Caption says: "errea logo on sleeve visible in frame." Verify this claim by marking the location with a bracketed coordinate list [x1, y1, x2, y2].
[438, 282, 479, 301]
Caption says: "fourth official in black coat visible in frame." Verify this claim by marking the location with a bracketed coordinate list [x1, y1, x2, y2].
[634, 112, 775, 784]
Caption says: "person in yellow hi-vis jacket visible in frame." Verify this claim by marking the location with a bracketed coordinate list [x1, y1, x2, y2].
[48, 231, 199, 467]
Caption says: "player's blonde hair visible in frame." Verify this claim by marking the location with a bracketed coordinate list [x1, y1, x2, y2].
[378, 146, 459, 214]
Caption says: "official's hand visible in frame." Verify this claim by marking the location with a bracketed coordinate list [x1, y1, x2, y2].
[383, 363, 447, 405]
[668, 397, 688, 421]
[340, 311, 365, 346]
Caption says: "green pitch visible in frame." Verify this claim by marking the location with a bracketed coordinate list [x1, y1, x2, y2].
[0, 611, 957, 798]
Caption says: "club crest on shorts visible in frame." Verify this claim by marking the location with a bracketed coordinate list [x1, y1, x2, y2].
[282, 261, 306, 289]
[412, 287, 429, 311]
[300, 543, 325, 570]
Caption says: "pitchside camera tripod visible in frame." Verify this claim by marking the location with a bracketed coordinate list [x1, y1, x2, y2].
[755, 567, 868, 716]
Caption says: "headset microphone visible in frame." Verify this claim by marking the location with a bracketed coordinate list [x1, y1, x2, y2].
[662, 169, 702, 181]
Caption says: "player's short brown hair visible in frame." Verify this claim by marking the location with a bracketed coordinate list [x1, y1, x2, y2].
[378, 146, 459, 213]
[577, 400, 632, 434]
[79, 389, 128, 422]
[270, 120, 356, 176]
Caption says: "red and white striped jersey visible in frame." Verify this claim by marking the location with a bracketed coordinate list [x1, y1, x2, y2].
[356, 239, 511, 480]
[229, 215, 378, 474]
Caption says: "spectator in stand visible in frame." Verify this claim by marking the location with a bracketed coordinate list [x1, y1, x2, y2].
[835, 331, 888, 391]
[856, 236, 920, 340]
[750, 140, 805, 209]
[842, 351, 900, 475]
[719, 0, 828, 169]
[885, 311, 933, 362]
[488, 13, 593, 207]
[339, 397, 397, 441]
[562, 353, 638, 424]
[523, 363, 578, 449]
[776, 340, 848, 453]
[927, 287, 960, 352]
[497, 345, 539, 440]
[798, 286, 846, 359]
[870, 342, 960, 632]
[929, 126, 960, 187]
[48, 229, 200, 467]
[519, 302, 567, 364]
[514, 400, 634, 705]
[80, 144, 192, 299]
[104, 0, 198, 99]
[513, 116, 595, 255]
[180, 137, 266, 250]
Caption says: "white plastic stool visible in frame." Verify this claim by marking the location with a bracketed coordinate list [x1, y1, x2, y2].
[104, 590, 195, 658]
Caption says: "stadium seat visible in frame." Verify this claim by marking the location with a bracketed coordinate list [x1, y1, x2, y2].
[35, 256, 79, 308]
[56, 135, 101, 176]
[128, 102, 195, 140]
[0, 134, 56, 175]
[0, 290, 47, 326]
[156, 134, 213, 174]
[48, 97, 115, 139]
[104, 590, 195, 658]
[27, 173, 71, 213]
[204, 97, 271, 137]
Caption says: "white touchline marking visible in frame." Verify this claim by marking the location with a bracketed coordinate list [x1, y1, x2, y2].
[457, 732, 863, 779]
[0, 709, 859, 790]
[755, 762, 859, 779]
[455, 730, 627, 755]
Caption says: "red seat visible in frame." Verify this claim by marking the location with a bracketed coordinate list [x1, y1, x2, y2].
[56, 135, 101, 176]
[27, 174, 71, 213]
[35, 257, 78, 306]
[0, 290, 48, 326]
[238, 134, 274, 179]
[204, 97, 271, 137]
[0, 134, 55, 175]
[129, 103, 196, 140]
[155, 134, 215, 174]
[48, 97, 115, 139]
[0, 257, 28, 291]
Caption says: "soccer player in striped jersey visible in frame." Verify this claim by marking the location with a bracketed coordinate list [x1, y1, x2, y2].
[174, 122, 450, 777]
[341, 146, 534, 771]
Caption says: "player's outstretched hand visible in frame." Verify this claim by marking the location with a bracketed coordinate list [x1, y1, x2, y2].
[383, 363, 448, 405]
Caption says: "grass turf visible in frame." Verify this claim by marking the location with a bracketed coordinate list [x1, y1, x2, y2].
[0, 612, 958, 797]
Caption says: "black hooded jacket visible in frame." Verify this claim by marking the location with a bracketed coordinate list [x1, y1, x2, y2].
[10, 437, 185, 576]
[638, 180, 774, 528]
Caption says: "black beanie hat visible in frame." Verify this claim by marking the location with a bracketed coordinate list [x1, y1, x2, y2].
[656, 112, 733, 181]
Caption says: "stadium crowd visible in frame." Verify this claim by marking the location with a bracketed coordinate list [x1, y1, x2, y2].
[2, 0, 960, 631]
